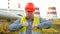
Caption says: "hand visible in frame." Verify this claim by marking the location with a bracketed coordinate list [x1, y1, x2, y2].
[32, 25, 38, 30]
[22, 22, 28, 27]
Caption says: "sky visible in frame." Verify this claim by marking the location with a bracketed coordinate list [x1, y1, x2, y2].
[0, 0, 60, 18]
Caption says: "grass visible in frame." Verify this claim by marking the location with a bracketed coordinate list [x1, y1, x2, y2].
[42, 20, 60, 34]
[0, 19, 60, 34]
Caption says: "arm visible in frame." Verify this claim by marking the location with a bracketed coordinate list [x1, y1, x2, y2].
[38, 18, 52, 29]
[9, 18, 22, 31]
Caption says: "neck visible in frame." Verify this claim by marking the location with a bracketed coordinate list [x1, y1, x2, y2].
[26, 16, 34, 20]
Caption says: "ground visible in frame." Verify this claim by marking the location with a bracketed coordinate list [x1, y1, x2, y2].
[0, 19, 60, 34]
[42, 20, 60, 34]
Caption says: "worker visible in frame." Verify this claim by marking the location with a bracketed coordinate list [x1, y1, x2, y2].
[9, 2, 52, 34]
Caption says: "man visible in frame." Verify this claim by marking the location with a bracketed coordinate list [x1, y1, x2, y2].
[9, 2, 52, 34]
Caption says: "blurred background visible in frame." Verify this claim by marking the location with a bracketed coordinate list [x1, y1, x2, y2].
[0, 0, 60, 34]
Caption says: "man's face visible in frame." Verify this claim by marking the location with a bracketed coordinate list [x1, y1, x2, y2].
[26, 11, 34, 19]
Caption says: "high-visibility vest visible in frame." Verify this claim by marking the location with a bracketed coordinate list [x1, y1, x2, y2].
[15, 16, 42, 34]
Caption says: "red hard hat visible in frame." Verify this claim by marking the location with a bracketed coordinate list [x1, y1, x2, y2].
[25, 2, 35, 12]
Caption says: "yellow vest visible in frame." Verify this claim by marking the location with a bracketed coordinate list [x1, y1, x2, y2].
[15, 16, 41, 34]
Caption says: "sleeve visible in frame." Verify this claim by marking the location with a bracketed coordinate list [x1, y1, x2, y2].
[38, 18, 52, 29]
[8, 18, 23, 32]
